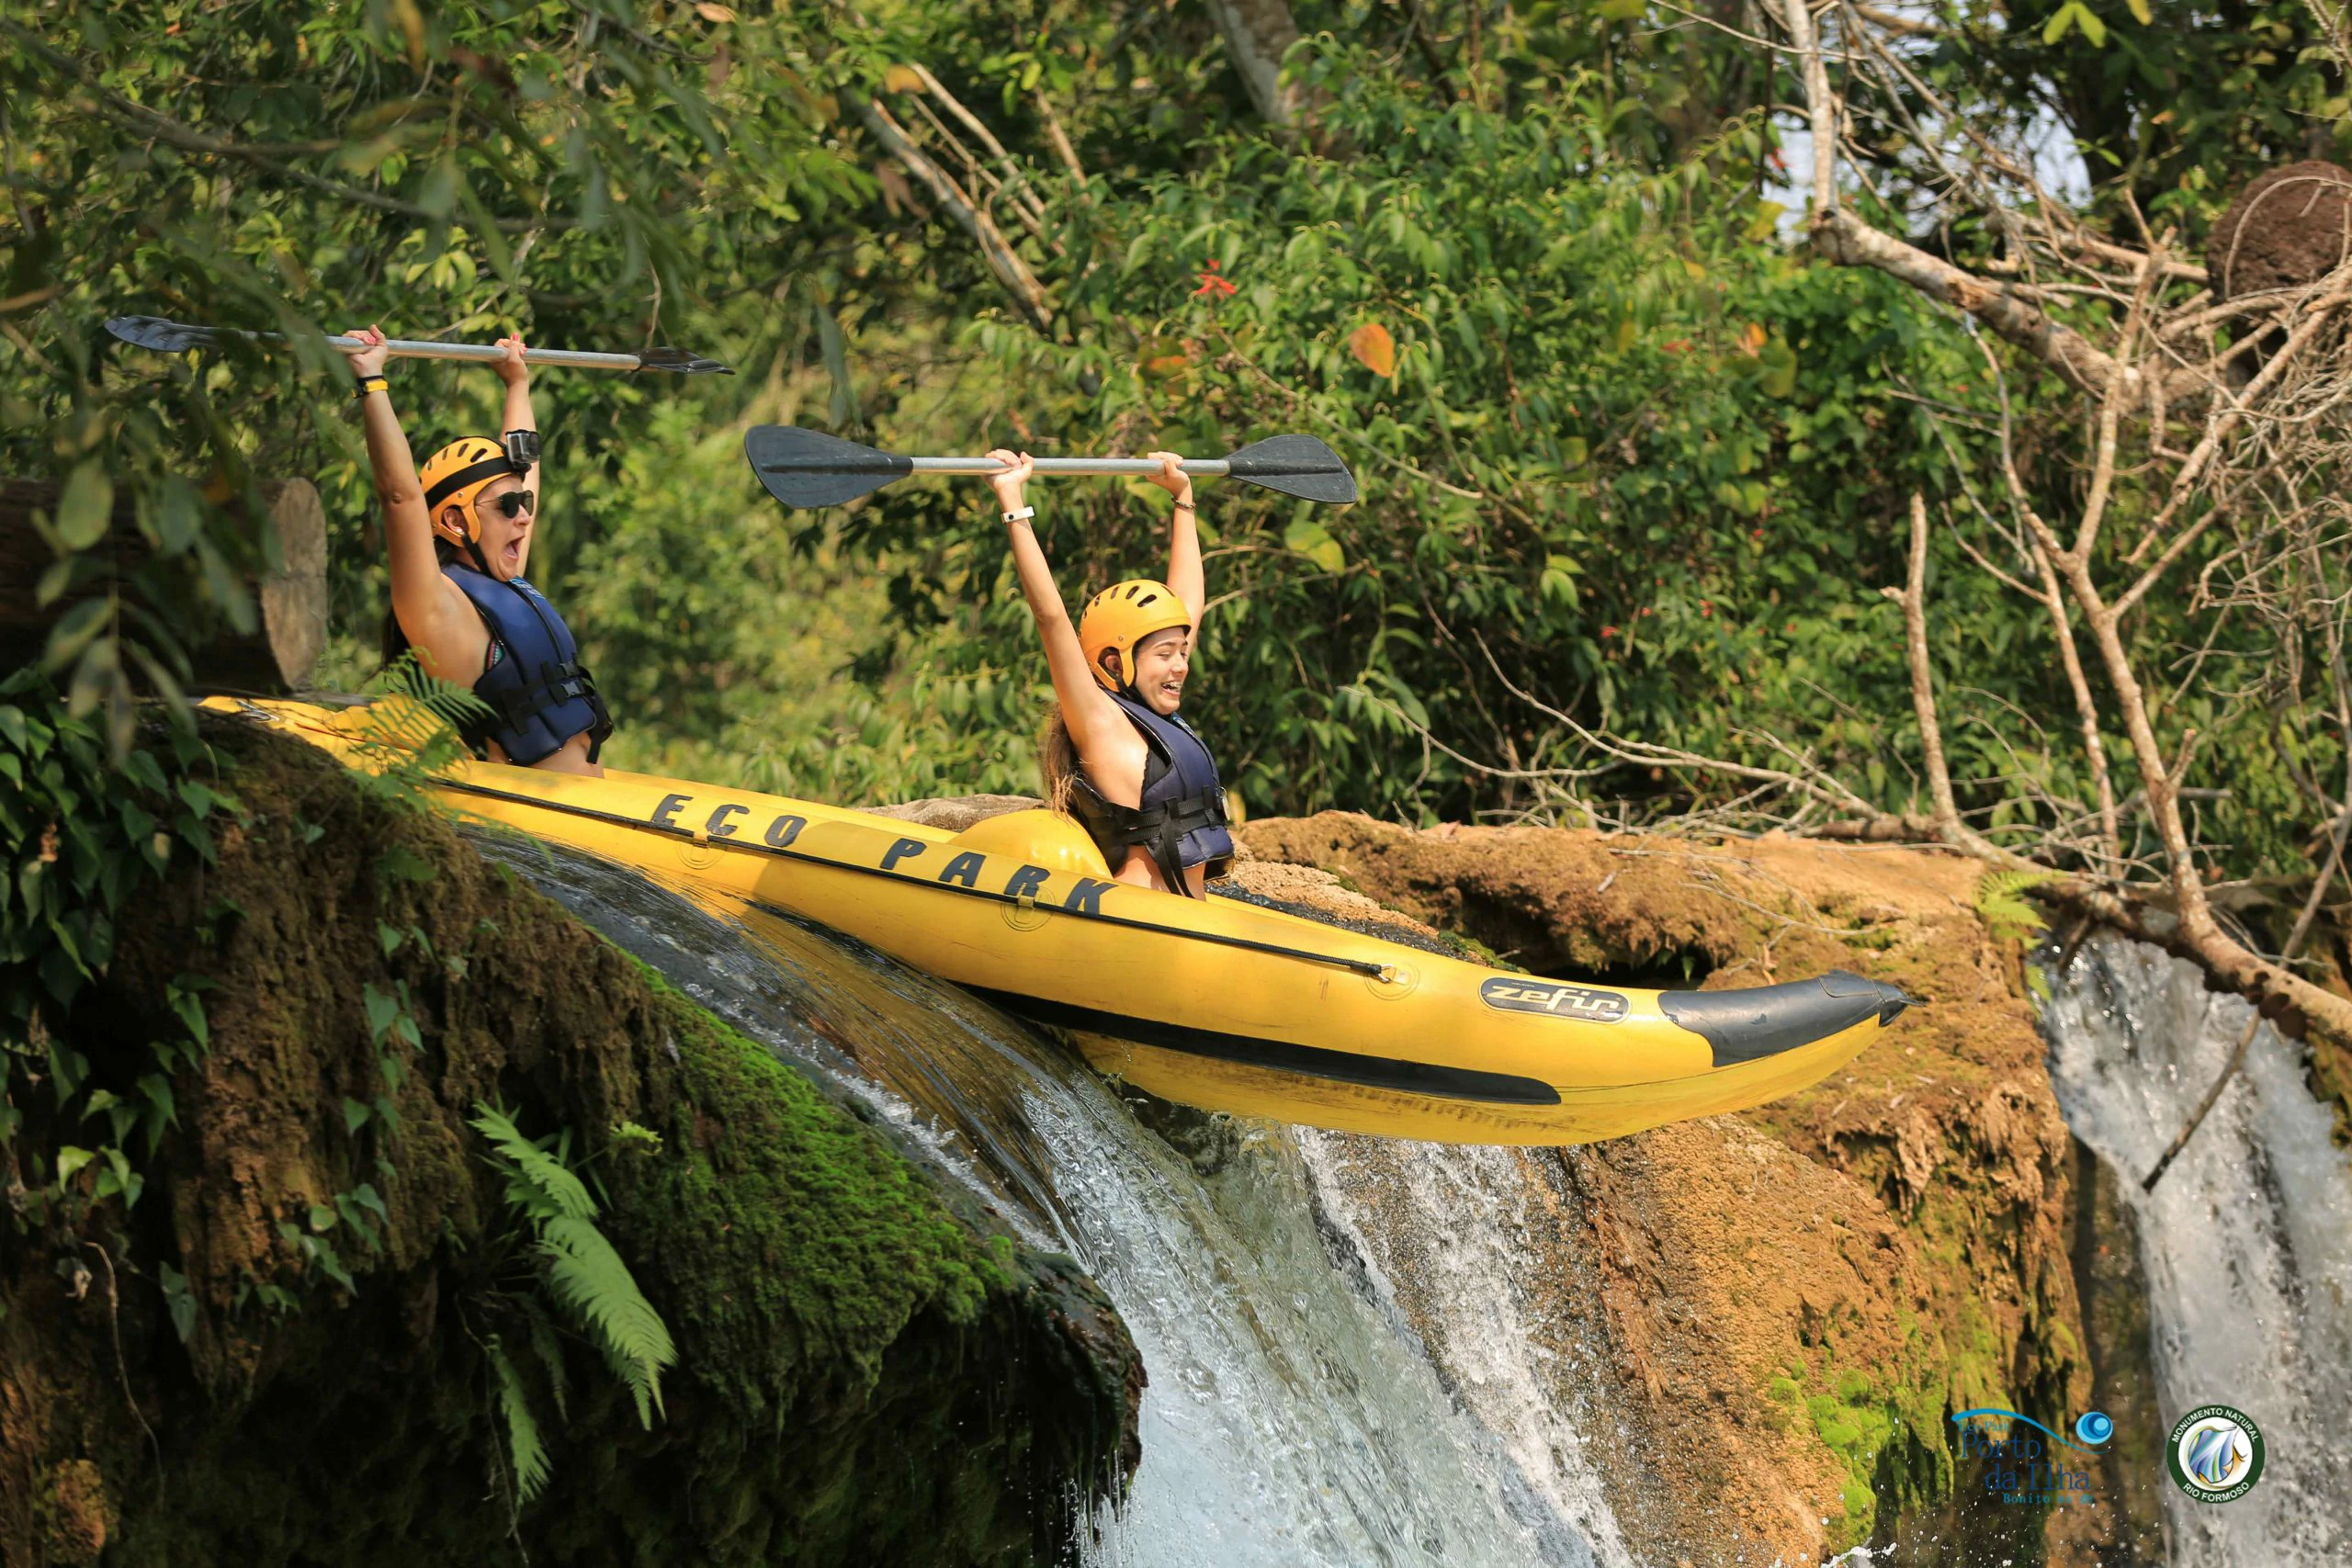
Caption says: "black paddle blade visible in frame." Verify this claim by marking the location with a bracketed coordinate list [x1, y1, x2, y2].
[745, 424, 912, 509]
[107, 315, 229, 354]
[1224, 434, 1358, 505]
[636, 346, 736, 375]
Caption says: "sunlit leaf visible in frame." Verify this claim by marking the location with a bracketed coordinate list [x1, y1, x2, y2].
[1347, 321, 1396, 378]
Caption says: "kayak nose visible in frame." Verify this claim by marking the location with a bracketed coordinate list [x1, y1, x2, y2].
[1660, 969, 1920, 1069]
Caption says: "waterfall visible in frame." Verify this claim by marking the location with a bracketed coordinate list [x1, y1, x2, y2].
[2041, 931, 2352, 1563]
[478, 836, 1611, 1566]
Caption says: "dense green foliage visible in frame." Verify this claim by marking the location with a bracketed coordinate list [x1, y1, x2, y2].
[4, 0, 2346, 880]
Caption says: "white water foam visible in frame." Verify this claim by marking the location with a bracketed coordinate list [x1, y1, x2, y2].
[1295, 1135, 1638, 1568]
[1040, 1105, 1604, 1568]
[2041, 932, 2352, 1562]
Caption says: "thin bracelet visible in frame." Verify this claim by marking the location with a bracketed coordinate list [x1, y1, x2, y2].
[1172, 499, 1195, 511]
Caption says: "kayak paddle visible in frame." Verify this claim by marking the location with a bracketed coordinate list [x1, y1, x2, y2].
[106, 314, 734, 375]
[743, 425, 1359, 509]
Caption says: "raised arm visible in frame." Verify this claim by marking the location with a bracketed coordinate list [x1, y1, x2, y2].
[345, 325, 463, 652]
[1143, 449, 1204, 626]
[492, 334, 537, 493]
[990, 449, 1123, 746]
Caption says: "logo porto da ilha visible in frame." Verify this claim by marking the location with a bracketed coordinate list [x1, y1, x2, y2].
[2166, 1404, 2266, 1504]
[1949, 1407, 2109, 1506]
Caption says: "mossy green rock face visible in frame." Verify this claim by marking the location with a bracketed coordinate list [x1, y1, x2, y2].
[0, 722, 1139, 1566]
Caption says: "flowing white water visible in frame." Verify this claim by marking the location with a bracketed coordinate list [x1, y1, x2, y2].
[485, 839, 1609, 1567]
[1296, 1136, 1637, 1568]
[2041, 931, 2352, 1562]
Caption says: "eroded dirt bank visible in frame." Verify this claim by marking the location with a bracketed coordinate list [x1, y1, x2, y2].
[0, 726, 1139, 1566]
[1233, 813, 2113, 1566]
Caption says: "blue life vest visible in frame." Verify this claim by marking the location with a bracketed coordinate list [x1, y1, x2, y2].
[441, 562, 613, 765]
[1070, 689, 1234, 896]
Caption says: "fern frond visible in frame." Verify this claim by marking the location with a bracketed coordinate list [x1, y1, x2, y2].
[370, 649, 494, 736]
[523, 1298, 572, 1424]
[1973, 869, 2056, 943]
[539, 1214, 677, 1428]
[470, 1103, 597, 1221]
[487, 1335, 553, 1504]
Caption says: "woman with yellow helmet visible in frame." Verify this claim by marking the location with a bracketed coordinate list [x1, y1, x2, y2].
[991, 446, 1234, 897]
[344, 323, 611, 775]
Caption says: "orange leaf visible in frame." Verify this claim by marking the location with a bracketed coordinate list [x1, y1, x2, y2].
[695, 2, 739, 18]
[884, 64, 924, 94]
[1737, 322, 1768, 356]
[1348, 321, 1396, 378]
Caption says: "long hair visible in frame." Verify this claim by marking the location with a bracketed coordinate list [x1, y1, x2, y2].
[1039, 705, 1083, 817]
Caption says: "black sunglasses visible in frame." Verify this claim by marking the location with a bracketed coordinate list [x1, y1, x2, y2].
[486, 489, 536, 520]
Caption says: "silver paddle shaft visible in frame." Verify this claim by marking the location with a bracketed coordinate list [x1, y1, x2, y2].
[905, 456, 1234, 478]
[319, 333, 650, 372]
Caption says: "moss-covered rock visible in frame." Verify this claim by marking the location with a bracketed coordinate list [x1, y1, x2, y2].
[0, 720, 1138, 1566]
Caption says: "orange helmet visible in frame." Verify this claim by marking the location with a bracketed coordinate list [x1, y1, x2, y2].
[1078, 580, 1191, 692]
[421, 436, 511, 547]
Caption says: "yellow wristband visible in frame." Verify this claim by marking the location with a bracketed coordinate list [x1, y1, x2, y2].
[353, 376, 390, 400]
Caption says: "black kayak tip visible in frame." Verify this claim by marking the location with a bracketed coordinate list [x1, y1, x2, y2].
[1662, 969, 1918, 1069]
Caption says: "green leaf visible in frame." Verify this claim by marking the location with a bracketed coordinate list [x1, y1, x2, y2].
[54, 463, 115, 551]
[375, 844, 436, 886]
[2075, 4, 2108, 44]
[41, 599, 110, 674]
[1283, 519, 1346, 574]
[2125, 0, 2151, 21]
[344, 1097, 373, 1134]
[55, 1145, 96, 1183]
[362, 983, 403, 1044]
[158, 1261, 197, 1344]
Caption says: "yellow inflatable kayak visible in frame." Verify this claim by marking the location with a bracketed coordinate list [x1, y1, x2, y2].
[213, 697, 1912, 1145]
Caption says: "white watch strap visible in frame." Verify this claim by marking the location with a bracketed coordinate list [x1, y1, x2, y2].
[1002, 504, 1035, 522]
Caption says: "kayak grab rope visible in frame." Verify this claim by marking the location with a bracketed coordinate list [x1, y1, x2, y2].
[431, 779, 1396, 980]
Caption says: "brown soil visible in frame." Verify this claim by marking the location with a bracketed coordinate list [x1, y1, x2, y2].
[1239, 813, 2094, 1565]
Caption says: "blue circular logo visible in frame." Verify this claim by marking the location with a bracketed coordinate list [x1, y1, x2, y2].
[2075, 1411, 2114, 1445]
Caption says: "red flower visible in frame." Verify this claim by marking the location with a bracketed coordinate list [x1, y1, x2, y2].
[1192, 258, 1238, 299]
[1600, 626, 1617, 638]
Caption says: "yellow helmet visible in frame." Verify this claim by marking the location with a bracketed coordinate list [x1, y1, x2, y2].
[1079, 579, 1190, 692]
[420, 436, 510, 547]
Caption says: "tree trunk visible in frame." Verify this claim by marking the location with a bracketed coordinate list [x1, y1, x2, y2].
[0, 478, 327, 693]
[1203, 0, 1307, 129]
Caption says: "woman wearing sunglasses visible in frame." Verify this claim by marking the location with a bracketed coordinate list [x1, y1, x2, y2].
[345, 324, 612, 775]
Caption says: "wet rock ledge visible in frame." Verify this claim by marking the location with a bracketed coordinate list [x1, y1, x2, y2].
[0, 725, 1139, 1567]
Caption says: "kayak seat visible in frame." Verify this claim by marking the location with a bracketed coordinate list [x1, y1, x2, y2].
[948, 807, 1116, 879]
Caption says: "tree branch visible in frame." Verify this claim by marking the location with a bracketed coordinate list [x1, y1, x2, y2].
[853, 97, 1054, 334]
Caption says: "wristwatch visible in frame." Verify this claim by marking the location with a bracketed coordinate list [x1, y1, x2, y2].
[1002, 504, 1035, 523]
